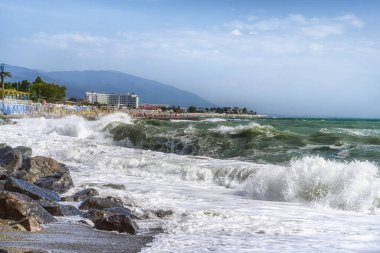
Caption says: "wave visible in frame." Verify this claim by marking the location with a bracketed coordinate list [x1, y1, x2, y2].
[242, 156, 380, 211]
[320, 127, 380, 137]
[200, 118, 226, 122]
[18, 113, 133, 141]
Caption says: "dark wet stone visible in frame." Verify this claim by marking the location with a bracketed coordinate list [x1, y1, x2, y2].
[154, 209, 174, 218]
[0, 180, 5, 191]
[18, 156, 68, 183]
[104, 207, 141, 220]
[0, 145, 22, 174]
[83, 209, 113, 223]
[0, 191, 57, 223]
[35, 172, 73, 194]
[95, 214, 138, 234]
[79, 196, 124, 210]
[70, 188, 99, 202]
[38, 199, 81, 217]
[4, 177, 60, 202]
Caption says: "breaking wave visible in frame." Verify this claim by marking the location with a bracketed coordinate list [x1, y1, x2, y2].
[242, 156, 380, 211]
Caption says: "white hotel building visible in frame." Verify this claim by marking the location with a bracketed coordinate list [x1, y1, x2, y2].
[85, 92, 140, 108]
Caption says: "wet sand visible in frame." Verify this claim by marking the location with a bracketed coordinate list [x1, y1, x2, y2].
[0, 220, 153, 253]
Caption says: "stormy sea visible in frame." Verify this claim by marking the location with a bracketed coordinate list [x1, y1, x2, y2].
[1, 113, 380, 252]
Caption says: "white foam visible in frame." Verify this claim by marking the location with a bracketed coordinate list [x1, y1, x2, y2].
[210, 122, 272, 135]
[320, 127, 380, 137]
[243, 156, 380, 211]
[200, 118, 227, 122]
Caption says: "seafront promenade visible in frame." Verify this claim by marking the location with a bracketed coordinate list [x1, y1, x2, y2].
[0, 99, 259, 121]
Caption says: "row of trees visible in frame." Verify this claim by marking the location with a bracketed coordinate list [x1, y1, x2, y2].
[4, 76, 66, 102]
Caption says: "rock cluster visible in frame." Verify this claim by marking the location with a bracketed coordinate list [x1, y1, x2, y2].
[0, 144, 173, 252]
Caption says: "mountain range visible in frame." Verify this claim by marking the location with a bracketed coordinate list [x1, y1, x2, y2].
[3, 64, 216, 107]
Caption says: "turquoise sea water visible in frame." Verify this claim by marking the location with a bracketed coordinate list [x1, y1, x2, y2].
[109, 117, 380, 165]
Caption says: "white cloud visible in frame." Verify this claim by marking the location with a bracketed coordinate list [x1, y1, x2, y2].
[300, 24, 343, 38]
[225, 14, 364, 39]
[231, 29, 242, 36]
[32, 32, 110, 49]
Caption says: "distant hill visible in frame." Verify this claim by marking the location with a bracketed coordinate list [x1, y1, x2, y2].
[4, 64, 216, 107]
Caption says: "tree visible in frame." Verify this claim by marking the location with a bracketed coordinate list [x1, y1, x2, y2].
[29, 77, 66, 102]
[0, 64, 12, 91]
[188, 106, 196, 113]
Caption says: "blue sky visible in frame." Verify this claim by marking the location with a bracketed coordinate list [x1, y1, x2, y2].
[1, 0, 380, 117]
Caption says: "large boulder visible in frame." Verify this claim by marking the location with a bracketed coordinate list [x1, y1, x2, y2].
[0, 191, 57, 223]
[0, 145, 22, 175]
[18, 156, 67, 183]
[34, 172, 73, 194]
[38, 199, 81, 217]
[79, 196, 124, 210]
[95, 214, 138, 234]
[83, 207, 139, 223]
[4, 177, 61, 202]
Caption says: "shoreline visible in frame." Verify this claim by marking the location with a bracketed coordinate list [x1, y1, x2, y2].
[0, 143, 165, 253]
[0, 219, 154, 253]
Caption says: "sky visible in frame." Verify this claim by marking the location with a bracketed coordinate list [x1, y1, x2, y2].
[1, 0, 380, 117]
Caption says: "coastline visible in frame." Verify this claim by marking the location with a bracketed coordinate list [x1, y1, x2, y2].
[0, 219, 153, 253]
[0, 143, 163, 253]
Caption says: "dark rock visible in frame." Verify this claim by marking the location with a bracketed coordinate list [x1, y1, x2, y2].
[0, 249, 9, 253]
[154, 209, 174, 218]
[34, 172, 73, 194]
[0, 145, 22, 174]
[0, 174, 8, 180]
[18, 216, 42, 232]
[0, 180, 5, 191]
[83, 209, 113, 223]
[103, 183, 125, 190]
[0, 191, 57, 223]
[68, 188, 99, 202]
[18, 156, 67, 183]
[104, 207, 141, 220]
[38, 199, 81, 217]
[4, 177, 61, 202]
[95, 214, 138, 234]
[79, 196, 124, 210]
[14, 146, 32, 162]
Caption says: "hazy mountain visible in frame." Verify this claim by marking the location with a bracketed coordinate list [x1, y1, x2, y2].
[4, 64, 216, 107]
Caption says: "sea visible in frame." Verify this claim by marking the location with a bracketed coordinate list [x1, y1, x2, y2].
[1, 113, 380, 253]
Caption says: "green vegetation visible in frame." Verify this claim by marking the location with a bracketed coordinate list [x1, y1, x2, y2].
[29, 76, 66, 102]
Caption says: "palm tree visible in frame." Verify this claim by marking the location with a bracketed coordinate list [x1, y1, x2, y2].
[0, 64, 11, 99]
[0, 64, 12, 90]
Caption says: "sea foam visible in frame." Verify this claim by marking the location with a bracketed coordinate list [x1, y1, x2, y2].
[243, 156, 380, 211]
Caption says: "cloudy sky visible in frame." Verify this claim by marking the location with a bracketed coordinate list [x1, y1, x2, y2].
[1, 0, 380, 117]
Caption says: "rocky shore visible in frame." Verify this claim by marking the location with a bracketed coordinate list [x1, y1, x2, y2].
[0, 144, 172, 253]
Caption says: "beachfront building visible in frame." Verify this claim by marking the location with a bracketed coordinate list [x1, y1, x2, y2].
[85, 92, 139, 108]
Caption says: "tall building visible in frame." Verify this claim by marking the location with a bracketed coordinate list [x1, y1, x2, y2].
[85, 92, 140, 108]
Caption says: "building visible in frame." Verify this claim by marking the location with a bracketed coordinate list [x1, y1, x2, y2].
[85, 92, 140, 108]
